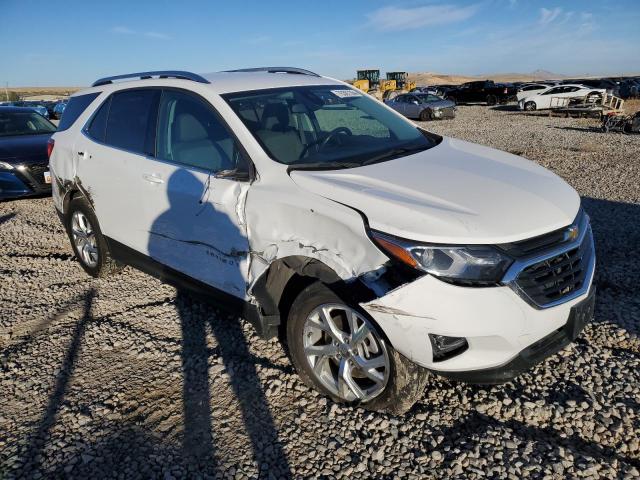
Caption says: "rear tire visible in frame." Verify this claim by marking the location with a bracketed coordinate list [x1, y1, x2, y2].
[64, 196, 123, 278]
[286, 282, 430, 414]
[486, 94, 498, 106]
[524, 101, 537, 111]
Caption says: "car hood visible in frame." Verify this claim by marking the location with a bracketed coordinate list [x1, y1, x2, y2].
[423, 99, 455, 109]
[0, 133, 51, 163]
[290, 137, 580, 244]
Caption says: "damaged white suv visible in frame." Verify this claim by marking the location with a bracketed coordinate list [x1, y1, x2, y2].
[50, 68, 595, 414]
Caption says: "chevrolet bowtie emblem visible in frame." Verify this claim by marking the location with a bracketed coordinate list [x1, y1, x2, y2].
[565, 225, 579, 241]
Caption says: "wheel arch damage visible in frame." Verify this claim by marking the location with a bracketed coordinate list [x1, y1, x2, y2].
[243, 183, 423, 339]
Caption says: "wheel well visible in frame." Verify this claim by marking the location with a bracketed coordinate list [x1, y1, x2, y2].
[251, 256, 344, 339]
[63, 189, 82, 214]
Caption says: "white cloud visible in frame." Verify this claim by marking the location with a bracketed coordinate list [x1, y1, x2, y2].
[144, 31, 170, 40]
[110, 26, 170, 40]
[366, 4, 479, 31]
[539, 7, 563, 25]
[111, 26, 135, 35]
[246, 35, 271, 45]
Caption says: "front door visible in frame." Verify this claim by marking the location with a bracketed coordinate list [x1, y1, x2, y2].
[143, 89, 252, 299]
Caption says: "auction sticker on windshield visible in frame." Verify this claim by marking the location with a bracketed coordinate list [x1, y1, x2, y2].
[331, 89, 362, 98]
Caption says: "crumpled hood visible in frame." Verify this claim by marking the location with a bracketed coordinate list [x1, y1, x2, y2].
[290, 137, 580, 244]
[0, 134, 51, 163]
[424, 99, 455, 109]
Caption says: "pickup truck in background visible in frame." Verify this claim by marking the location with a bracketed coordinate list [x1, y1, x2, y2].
[444, 80, 517, 105]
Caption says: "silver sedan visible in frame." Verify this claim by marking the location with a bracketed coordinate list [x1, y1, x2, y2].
[385, 93, 456, 121]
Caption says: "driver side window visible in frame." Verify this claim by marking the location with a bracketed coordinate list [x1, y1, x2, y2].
[156, 90, 247, 174]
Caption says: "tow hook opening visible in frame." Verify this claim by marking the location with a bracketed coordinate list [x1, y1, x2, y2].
[429, 334, 469, 362]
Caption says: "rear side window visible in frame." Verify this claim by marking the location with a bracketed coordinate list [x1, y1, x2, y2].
[86, 97, 111, 142]
[57, 92, 100, 131]
[105, 89, 160, 155]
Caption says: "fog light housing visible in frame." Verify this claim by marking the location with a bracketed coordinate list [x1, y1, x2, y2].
[429, 334, 468, 362]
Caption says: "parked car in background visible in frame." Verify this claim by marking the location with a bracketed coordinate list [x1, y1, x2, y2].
[516, 83, 549, 101]
[562, 78, 620, 97]
[444, 80, 517, 105]
[518, 84, 606, 111]
[50, 68, 595, 413]
[410, 86, 438, 95]
[53, 100, 67, 120]
[0, 106, 55, 199]
[385, 93, 456, 120]
[618, 78, 640, 99]
[7, 101, 50, 119]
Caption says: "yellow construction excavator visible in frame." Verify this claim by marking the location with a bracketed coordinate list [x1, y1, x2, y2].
[353, 69, 396, 99]
[386, 72, 416, 93]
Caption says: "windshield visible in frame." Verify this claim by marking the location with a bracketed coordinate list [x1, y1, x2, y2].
[415, 94, 443, 103]
[0, 111, 56, 137]
[223, 85, 437, 169]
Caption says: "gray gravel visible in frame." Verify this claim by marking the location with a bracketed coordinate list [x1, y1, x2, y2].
[1, 105, 639, 479]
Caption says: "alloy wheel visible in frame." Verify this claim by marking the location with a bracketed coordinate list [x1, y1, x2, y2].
[302, 303, 390, 402]
[71, 211, 98, 268]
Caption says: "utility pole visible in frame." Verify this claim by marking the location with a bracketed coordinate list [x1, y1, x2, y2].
[4, 82, 8, 102]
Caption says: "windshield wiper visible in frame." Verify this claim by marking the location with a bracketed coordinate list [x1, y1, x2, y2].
[360, 146, 426, 166]
[287, 161, 362, 172]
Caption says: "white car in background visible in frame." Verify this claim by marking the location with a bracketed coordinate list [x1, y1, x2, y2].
[519, 84, 605, 111]
[516, 83, 549, 102]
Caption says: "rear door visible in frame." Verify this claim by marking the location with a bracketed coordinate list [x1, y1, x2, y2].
[75, 88, 161, 252]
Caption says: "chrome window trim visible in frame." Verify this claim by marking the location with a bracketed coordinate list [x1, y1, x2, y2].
[501, 212, 595, 309]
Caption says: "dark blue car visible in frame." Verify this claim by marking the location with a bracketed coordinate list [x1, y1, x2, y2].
[0, 106, 56, 199]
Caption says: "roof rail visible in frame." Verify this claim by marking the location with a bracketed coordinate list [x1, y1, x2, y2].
[91, 70, 210, 87]
[225, 67, 320, 77]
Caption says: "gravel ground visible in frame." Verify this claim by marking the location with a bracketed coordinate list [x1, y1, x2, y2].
[1, 105, 639, 479]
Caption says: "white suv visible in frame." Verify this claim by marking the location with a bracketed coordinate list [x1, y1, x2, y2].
[49, 68, 595, 414]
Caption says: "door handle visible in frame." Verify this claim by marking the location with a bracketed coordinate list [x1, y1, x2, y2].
[142, 173, 164, 184]
[77, 151, 90, 159]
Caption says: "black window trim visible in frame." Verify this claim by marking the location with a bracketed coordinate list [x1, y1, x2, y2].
[82, 86, 255, 182]
[57, 92, 101, 132]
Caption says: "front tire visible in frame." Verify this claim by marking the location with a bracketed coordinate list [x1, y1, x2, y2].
[524, 101, 537, 111]
[64, 196, 122, 278]
[286, 282, 430, 414]
[419, 109, 432, 121]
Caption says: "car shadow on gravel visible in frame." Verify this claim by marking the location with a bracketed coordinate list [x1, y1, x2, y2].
[17, 288, 97, 476]
[433, 411, 640, 471]
[550, 126, 605, 133]
[490, 104, 519, 112]
[147, 170, 292, 478]
[0, 212, 16, 225]
[176, 292, 292, 478]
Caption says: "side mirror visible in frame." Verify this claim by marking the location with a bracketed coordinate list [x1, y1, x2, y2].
[215, 169, 250, 181]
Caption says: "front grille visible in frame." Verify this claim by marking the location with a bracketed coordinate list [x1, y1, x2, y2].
[514, 226, 593, 306]
[440, 107, 455, 118]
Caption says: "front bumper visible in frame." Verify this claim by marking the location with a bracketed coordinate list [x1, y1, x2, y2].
[361, 260, 595, 381]
[431, 288, 595, 383]
[431, 107, 456, 120]
[0, 164, 51, 199]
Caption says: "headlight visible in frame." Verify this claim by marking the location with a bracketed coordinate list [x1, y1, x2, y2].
[370, 231, 513, 284]
[0, 161, 15, 170]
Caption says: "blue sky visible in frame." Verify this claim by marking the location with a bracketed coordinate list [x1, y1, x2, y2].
[2, 0, 639, 86]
